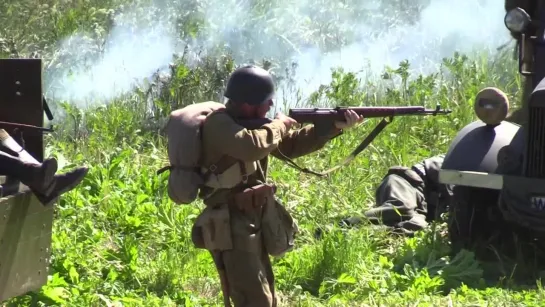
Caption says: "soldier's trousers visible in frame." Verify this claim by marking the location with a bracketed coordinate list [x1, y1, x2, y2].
[365, 172, 429, 235]
[214, 203, 276, 307]
[0, 150, 21, 174]
[219, 247, 275, 306]
[0, 149, 36, 180]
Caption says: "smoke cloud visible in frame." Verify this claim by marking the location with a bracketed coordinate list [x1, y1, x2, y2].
[280, 0, 510, 105]
[42, 0, 511, 110]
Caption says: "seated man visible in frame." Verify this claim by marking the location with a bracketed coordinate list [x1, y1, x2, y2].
[0, 150, 88, 206]
[322, 155, 449, 238]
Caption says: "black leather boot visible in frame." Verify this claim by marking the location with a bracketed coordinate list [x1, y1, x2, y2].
[0, 151, 58, 194]
[33, 167, 89, 206]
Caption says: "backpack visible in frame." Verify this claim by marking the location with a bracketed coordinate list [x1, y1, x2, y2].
[157, 101, 226, 204]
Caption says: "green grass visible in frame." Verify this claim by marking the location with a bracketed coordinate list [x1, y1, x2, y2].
[2, 0, 544, 306]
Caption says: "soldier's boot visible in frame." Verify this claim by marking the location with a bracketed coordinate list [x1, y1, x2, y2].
[21, 159, 59, 193]
[0, 151, 58, 193]
[391, 214, 429, 237]
[33, 167, 89, 207]
[0, 150, 89, 206]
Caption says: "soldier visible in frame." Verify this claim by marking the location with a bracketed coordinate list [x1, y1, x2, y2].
[193, 65, 363, 306]
[363, 155, 449, 236]
[0, 150, 89, 206]
[323, 155, 449, 237]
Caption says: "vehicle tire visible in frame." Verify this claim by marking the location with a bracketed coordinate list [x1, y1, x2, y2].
[447, 185, 502, 257]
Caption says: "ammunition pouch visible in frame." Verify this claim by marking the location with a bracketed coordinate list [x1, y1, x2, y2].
[193, 183, 299, 257]
[191, 223, 206, 249]
[230, 183, 276, 212]
[262, 196, 298, 257]
[191, 204, 233, 251]
[230, 183, 298, 257]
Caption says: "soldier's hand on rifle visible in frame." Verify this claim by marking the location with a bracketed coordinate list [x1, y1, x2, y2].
[334, 109, 364, 129]
[275, 113, 298, 130]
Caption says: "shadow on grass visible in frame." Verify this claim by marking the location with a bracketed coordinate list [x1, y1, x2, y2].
[463, 230, 545, 289]
[284, 216, 545, 303]
[390, 222, 545, 294]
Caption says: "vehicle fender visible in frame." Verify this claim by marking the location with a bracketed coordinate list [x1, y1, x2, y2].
[441, 120, 524, 175]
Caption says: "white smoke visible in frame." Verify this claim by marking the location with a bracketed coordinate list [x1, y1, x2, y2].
[47, 25, 175, 107]
[283, 0, 510, 104]
[44, 2, 183, 107]
[42, 0, 511, 109]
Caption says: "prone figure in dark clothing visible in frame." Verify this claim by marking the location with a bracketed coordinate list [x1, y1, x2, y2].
[356, 155, 449, 236]
[315, 155, 449, 238]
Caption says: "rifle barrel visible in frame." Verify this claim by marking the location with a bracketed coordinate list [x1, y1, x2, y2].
[288, 106, 451, 122]
[0, 121, 53, 132]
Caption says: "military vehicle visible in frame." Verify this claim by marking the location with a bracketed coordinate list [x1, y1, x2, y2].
[438, 3, 545, 255]
[0, 58, 56, 302]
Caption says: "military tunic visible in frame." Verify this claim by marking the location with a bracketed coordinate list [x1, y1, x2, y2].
[196, 103, 342, 306]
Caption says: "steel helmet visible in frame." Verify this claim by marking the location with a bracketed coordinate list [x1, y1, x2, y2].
[224, 65, 275, 105]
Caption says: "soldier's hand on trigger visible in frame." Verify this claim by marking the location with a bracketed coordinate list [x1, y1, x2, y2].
[334, 109, 364, 129]
[275, 112, 298, 130]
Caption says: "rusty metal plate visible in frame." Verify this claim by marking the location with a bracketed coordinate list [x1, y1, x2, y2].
[0, 178, 31, 199]
[0, 190, 54, 302]
[0, 59, 44, 162]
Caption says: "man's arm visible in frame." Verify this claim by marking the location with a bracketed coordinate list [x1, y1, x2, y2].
[271, 122, 342, 160]
[271, 109, 364, 160]
[202, 112, 289, 162]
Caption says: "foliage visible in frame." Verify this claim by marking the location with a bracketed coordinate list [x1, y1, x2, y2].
[2, 0, 544, 306]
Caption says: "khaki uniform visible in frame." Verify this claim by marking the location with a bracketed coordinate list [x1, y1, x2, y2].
[191, 104, 342, 306]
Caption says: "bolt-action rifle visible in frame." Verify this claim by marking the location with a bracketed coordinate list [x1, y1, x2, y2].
[0, 96, 55, 134]
[237, 104, 452, 177]
[0, 121, 53, 133]
[288, 105, 451, 122]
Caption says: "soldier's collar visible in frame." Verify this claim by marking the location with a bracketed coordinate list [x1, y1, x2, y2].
[225, 101, 249, 119]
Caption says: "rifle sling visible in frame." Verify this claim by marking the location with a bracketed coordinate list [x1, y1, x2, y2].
[275, 117, 393, 177]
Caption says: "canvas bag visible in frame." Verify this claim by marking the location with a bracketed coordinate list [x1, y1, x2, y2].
[158, 101, 226, 204]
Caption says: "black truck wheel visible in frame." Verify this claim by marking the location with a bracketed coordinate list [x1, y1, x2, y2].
[447, 185, 503, 257]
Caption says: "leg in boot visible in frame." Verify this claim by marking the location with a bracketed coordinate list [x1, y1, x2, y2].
[0, 150, 57, 193]
[220, 204, 275, 307]
[365, 173, 421, 226]
[222, 249, 274, 307]
[34, 167, 89, 206]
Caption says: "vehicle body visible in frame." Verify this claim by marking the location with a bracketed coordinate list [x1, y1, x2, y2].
[0, 58, 55, 302]
[439, 2, 545, 253]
